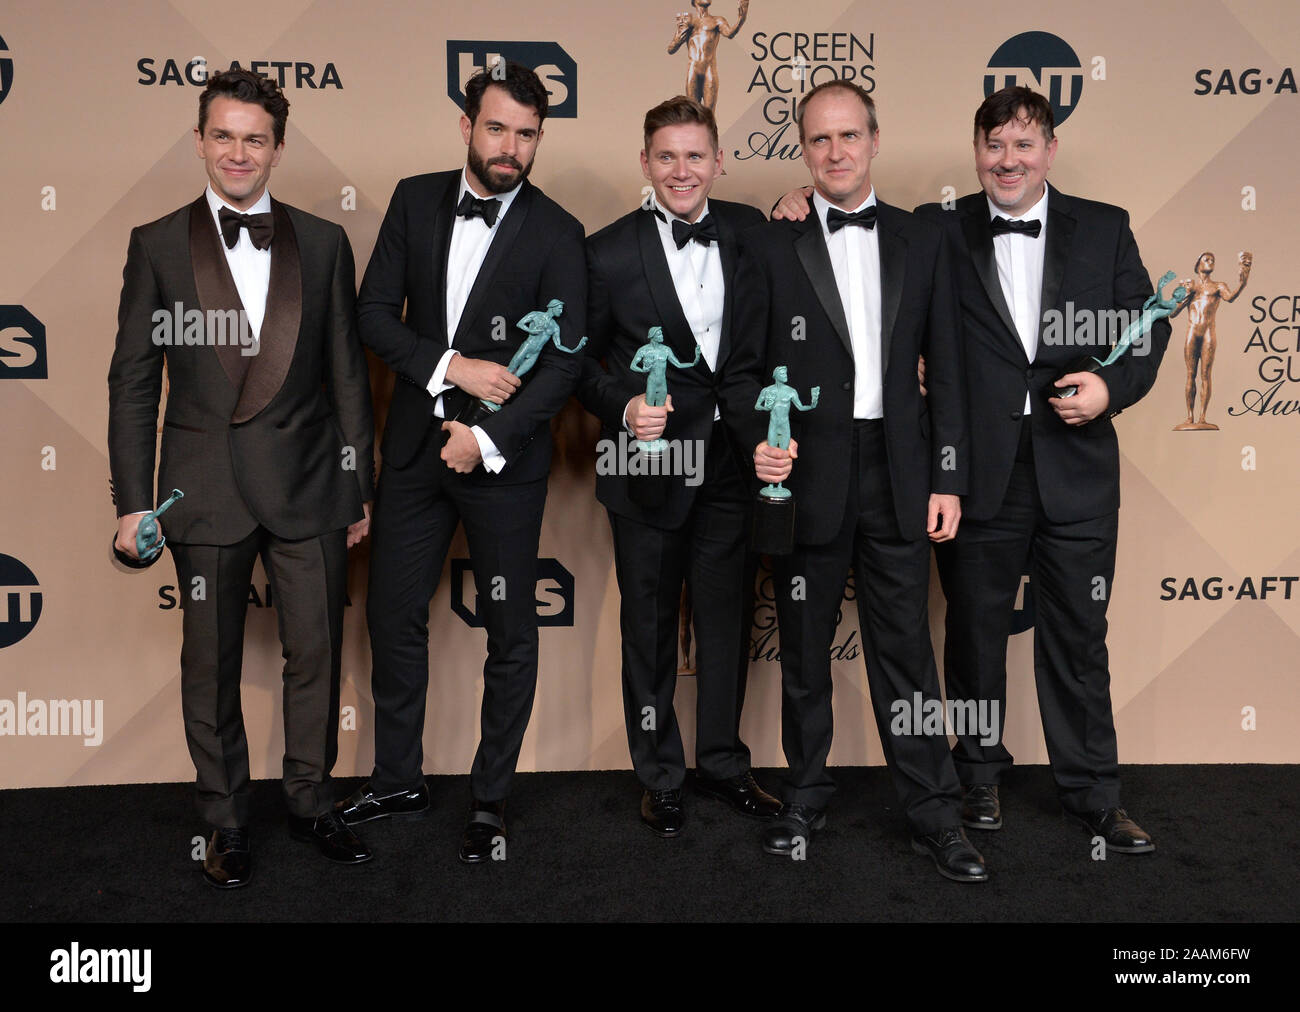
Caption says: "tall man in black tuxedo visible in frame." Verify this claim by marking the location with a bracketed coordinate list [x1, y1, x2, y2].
[579, 96, 778, 837]
[339, 62, 586, 863]
[914, 87, 1163, 852]
[732, 81, 986, 880]
[108, 69, 376, 889]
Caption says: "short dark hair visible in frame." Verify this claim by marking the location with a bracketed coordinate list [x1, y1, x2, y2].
[795, 80, 878, 142]
[643, 95, 718, 152]
[464, 59, 549, 125]
[973, 85, 1054, 143]
[198, 67, 290, 146]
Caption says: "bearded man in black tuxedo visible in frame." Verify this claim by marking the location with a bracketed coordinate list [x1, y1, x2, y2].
[337, 61, 586, 863]
[108, 68, 376, 889]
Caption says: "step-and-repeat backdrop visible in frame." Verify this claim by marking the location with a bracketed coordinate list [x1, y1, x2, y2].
[2, 1, 1296, 789]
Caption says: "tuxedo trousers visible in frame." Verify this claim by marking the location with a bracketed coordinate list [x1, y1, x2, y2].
[170, 526, 348, 828]
[936, 419, 1122, 812]
[607, 422, 755, 790]
[773, 419, 962, 833]
[366, 420, 546, 801]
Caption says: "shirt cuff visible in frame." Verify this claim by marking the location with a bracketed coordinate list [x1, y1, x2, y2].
[622, 398, 637, 435]
[471, 425, 506, 474]
[427, 348, 459, 397]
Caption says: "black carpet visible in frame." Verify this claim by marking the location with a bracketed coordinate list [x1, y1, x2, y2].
[3, 764, 1296, 924]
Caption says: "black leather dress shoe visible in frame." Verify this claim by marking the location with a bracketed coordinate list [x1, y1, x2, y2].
[459, 799, 507, 864]
[640, 788, 685, 838]
[911, 826, 988, 882]
[695, 772, 782, 819]
[762, 803, 826, 856]
[202, 827, 251, 889]
[334, 781, 430, 825]
[289, 811, 373, 864]
[961, 784, 1002, 831]
[1068, 807, 1155, 853]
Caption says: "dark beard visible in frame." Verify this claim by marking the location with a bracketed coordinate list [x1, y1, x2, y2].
[467, 146, 532, 195]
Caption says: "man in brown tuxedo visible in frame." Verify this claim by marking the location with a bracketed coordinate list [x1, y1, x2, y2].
[108, 68, 376, 888]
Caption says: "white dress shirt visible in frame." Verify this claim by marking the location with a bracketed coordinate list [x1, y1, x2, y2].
[638, 194, 724, 423]
[425, 170, 524, 473]
[988, 185, 1049, 415]
[205, 185, 270, 341]
[813, 188, 883, 419]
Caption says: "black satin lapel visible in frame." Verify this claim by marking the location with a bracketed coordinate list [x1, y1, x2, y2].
[637, 210, 708, 373]
[716, 212, 738, 365]
[454, 182, 531, 346]
[232, 199, 301, 423]
[876, 205, 905, 383]
[188, 197, 250, 393]
[430, 180, 457, 344]
[1038, 204, 1075, 340]
[961, 209, 1023, 359]
[794, 221, 852, 359]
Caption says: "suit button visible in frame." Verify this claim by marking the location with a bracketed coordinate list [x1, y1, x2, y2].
[1025, 368, 1033, 380]
[841, 381, 851, 391]
[1011, 410, 1022, 421]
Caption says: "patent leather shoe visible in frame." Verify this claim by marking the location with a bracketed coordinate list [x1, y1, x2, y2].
[695, 771, 782, 818]
[334, 781, 430, 825]
[762, 802, 825, 856]
[289, 811, 373, 864]
[640, 788, 684, 838]
[459, 799, 507, 864]
[912, 825, 988, 882]
[202, 827, 251, 889]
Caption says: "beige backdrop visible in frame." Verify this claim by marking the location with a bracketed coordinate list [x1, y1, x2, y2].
[2, 0, 1297, 790]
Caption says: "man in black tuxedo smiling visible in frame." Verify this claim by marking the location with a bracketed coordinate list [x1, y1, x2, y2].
[108, 68, 376, 888]
[339, 61, 586, 863]
[578, 96, 778, 838]
[913, 87, 1163, 853]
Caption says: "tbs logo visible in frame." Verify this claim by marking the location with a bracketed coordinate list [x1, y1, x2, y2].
[450, 558, 575, 627]
[446, 41, 576, 118]
[985, 31, 1083, 126]
[0, 307, 48, 379]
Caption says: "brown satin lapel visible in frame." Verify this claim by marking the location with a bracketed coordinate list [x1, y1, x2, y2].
[188, 197, 251, 393]
[232, 199, 302, 423]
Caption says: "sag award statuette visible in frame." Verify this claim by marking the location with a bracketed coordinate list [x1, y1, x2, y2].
[627, 326, 701, 507]
[751, 365, 818, 555]
[112, 488, 184, 570]
[454, 299, 587, 428]
[1050, 271, 1186, 399]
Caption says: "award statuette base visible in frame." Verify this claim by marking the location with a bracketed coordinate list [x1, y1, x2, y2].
[453, 396, 500, 430]
[1173, 420, 1219, 431]
[111, 536, 164, 571]
[1047, 356, 1103, 399]
[751, 484, 796, 556]
[628, 441, 673, 509]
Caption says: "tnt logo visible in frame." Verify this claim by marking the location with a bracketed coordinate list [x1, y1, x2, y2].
[450, 558, 575, 627]
[0, 33, 13, 106]
[0, 554, 42, 648]
[985, 32, 1083, 126]
[0, 306, 48, 379]
[446, 41, 577, 118]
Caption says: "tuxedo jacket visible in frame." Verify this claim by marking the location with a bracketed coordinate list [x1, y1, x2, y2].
[913, 185, 1169, 524]
[729, 200, 968, 545]
[356, 171, 586, 483]
[579, 200, 766, 529]
[107, 195, 374, 545]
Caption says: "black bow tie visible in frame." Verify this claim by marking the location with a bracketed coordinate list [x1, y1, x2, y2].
[670, 215, 718, 249]
[989, 216, 1042, 238]
[826, 205, 877, 234]
[457, 191, 502, 228]
[218, 207, 274, 250]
